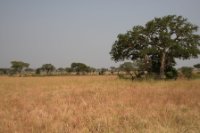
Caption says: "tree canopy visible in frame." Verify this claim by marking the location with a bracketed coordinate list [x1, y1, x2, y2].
[110, 15, 200, 79]
[71, 63, 90, 74]
[10, 61, 29, 74]
[41, 64, 55, 74]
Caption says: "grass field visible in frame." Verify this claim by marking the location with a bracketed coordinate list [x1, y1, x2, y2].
[0, 76, 200, 133]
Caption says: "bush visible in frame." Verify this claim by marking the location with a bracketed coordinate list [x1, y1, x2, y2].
[165, 67, 178, 79]
[35, 68, 41, 75]
[181, 67, 193, 79]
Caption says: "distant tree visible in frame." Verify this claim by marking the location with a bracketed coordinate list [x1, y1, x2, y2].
[24, 68, 35, 75]
[0, 68, 10, 75]
[110, 66, 117, 74]
[181, 67, 193, 79]
[10, 61, 29, 74]
[110, 15, 200, 79]
[57, 67, 65, 75]
[71, 63, 90, 75]
[99, 68, 107, 75]
[65, 67, 73, 73]
[88, 67, 96, 73]
[35, 68, 42, 75]
[194, 63, 200, 69]
[24, 68, 34, 72]
[41, 64, 55, 75]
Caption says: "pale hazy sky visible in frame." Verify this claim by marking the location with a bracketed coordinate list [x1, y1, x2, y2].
[0, 0, 200, 68]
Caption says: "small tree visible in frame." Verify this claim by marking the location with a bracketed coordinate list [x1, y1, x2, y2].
[110, 66, 117, 75]
[57, 67, 65, 75]
[99, 68, 107, 75]
[10, 61, 29, 74]
[41, 64, 55, 75]
[71, 63, 90, 75]
[35, 68, 42, 75]
[181, 67, 193, 79]
[65, 67, 73, 73]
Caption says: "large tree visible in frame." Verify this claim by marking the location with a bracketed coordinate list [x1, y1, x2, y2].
[110, 15, 200, 79]
[10, 61, 29, 74]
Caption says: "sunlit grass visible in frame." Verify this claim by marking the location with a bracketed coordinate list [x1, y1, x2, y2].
[0, 76, 200, 133]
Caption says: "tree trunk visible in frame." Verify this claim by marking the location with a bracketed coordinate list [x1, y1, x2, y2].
[160, 52, 166, 79]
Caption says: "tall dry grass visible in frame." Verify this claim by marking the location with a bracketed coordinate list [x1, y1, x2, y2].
[0, 76, 200, 133]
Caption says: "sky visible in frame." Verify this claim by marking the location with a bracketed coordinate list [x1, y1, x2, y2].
[0, 0, 200, 69]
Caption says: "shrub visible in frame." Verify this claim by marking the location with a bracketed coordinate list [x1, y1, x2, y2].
[165, 67, 178, 79]
[181, 67, 193, 79]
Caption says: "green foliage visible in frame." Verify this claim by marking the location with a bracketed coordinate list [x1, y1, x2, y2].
[194, 63, 200, 69]
[35, 68, 41, 75]
[119, 62, 137, 74]
[165, 67, 178, 79]
[118, 62, 146, 80]
[10, 61, 29, 74]
[181, 67, 193, 79]
[71, 63, 90, 75]
[0, 68, 10, 75]
[57, 67, 65, 72]
[41, 64, 55, 75]
[57, 67, 65, 74]
[65, 67, 73, 73]
[24, 68, 34, 72]
[110, 15, 200, 79]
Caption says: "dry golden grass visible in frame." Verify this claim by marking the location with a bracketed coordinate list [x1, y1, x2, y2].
[0, 76, 200, 133]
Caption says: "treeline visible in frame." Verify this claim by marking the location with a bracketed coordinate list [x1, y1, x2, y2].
[0, 61, 200, 80]
[0, 61, 110, 76]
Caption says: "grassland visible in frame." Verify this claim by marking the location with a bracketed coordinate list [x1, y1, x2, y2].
[0, 76, 200, 133]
